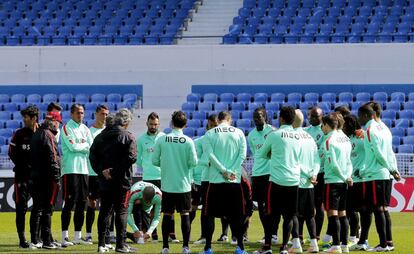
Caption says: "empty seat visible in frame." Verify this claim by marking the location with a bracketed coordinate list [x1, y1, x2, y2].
[382, 119, 392, 128]
[59, 93, 73, 103]
[398, 144, 413, 153]
[391, 127, 405, 137]
[231, 110, 241, 120]
[85, 103, 98, 111]
[254, 93, 268, 103]
[203, 93, 218, 103]
[321, 93, 336, 103]
[236, 119, 251, 128]
[241, 110, 253, 119]
[399, 110, 413, 120]
[390, 92, 406, 102]
[196, 127, 206, 136]
[198, 103, 213, 111]
[3, 103, 18, 112]
[191, 111, 207, 120]
[0, 145, 9, 155]
[395, 119, 410, 128]
[392, 136, 401, 146]
[287, 93, 302, 103]
[91, 93, 106, 103]
[123, 94, 138, 103]
[43, 94, 58, 103]
[317, 102, 331, 112]
[107, 93, 122, 103]
[0, 128, 13, 139]
[355, 92, 370, 102]
[11, 94, 26, 103]
[338, 92, 354, 103]
[382, 110, 397, 119]
[75, 94, 89, 104]
[231, 102, 245, 111]
[187, 120, 201, 128]
[373, 92, 388, 103]
[265, 102, 280, 111]
[304, 93, 319, 103]
[182, 102, 196, 111]
[248, 102, 262, 111]
[27, 94, 41, 103]
[385, 102, 401, 111]
[0, 112, 12, 120]
[270, 93, 285, 103]
[164, 127, 172, 134]
[214, 102, 229, 111]
[403, 136, 414, 145]
[237, 93, 252, 103]
[187, 93, 201, 103]
[404, 102, 414, 111]
[220, 93, 235, 103]
[407, 127, 414, 136]
[0, 94, 9, 103]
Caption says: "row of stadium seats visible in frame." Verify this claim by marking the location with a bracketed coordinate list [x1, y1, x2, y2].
[186, 91, 414, 103]
[224, 0, 414, 44]
[0, 0, 197, 45]
[0, 93, 137, 104]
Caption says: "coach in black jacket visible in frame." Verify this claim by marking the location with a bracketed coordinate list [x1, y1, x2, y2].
[30, 111, 62, 249]
[90, 109, 137, 253]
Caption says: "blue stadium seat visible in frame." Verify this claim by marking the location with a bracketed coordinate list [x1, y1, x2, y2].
[399, 110, 413, 120]
[237, 93, 252, 103]
[85, 103, 98, 111]
[355, 92, 370, 102]
[198, 103, 213, 111]
[187, 93, 201, 103]
[338, 92, 354, 103]
[304, 93, 319, 103]
[265, 102, 280, 111]
[391, 127, 405, 137]
[241, 110, 253, 119]
[398, 144, 413, 153]
[373, 92, 388, 103]
[391, 92, 406, 102]
[59, 93, 73, 103]
[382, 110, 397, 119]
[191, 111, 207, 120]
[203, 93, 218, 103]
[182, 102, 196, 111]
[61, 111, 71, 122]
[0, 112, 12, 120]
[382, 119, 392, 128]
[196, 127, 206, 136]
[91, 94, 106, 103]
[317, 102, 331, 112]
[107, 93, 122, 103]
[0, 128, 13, 139]
[271, 118, 280, 128]
[236, 119, 251, 128]
[321, 93, 336, 103]
[0, 136, 5, 145]
[75, 94, 89, 104]
[123, 94, 138, 103]
[287, 93, 302, 103]
[187, 119, 201, 128]
[43, 94, 58, 103]
[403, 136, 414, 145]
[231, 111, 241, 120]
[408, 92, 414, 101]
[254, 93, 268, 103]
[270, 93, 285, 103]
[404, 102, 414, 111]
[407, 127, 414, 136]
[299, 102, 314, 110]
[248, 102, 262, 111]
[385, 102, 401, 111]
[395, 119, 410, 128]
[11, 94, 25, 103]
[0, 145, 9, 155]
[214, 102, 229, 111]
[3, 103, 18, 112]
[0, 94, 9, 103]
[164, 127, 172, 134]
[231, 102, 245, 111]
[220, 93, 235, 103]
[351, 101, 363, 110]
[392, 136, 401, 146]
[27, 94, 41, 104]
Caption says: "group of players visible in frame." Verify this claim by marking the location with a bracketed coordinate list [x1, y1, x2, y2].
[8, 99, 401, 254]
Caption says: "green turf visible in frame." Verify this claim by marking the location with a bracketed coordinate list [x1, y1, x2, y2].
[0, 211, 412, 253]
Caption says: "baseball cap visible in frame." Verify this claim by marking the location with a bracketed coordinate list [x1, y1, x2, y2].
[46, 111, 62, 123]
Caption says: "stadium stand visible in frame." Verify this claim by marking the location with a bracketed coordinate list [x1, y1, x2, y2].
[223, 0, 414, 44]
[178, 90, 414, 153]
[0, 0, 200, 46]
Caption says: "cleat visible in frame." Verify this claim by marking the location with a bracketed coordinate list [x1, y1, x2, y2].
[235, 246, 249, 254]
[29, 242, 42, 249]
[341, 245, 349, 253]
[349, 243, 368, 251]
[387, 242, 394, 251]
[217, 234, 228, 242]
[73, 238, 93, 245]
[42, 243, 57, 249]
[105, 243, 115, 250]
[194, 238, 206, 244]
[199, 249, 213, 254]
[61, 238, 74, 247]
[323, 245, 342, 253]
[98, 246, 110, 253]
[19, 241, 30, 248]
[85, 236, 93, 244]
[280, 245, 289, 254]
[161, 247, 170, 254]
[231, 237, 237, 245]
[169, 235, 180, 243]
[182, 247, 191, 254]
[253, 248, 273, 254]
[307, 245, 319, 253]
[367, 245, 390, 252]
[115, 245, 133, 253]
[288, 246, 303, 253]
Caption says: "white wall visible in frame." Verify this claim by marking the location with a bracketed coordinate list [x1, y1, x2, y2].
[1, 44, 414, 108]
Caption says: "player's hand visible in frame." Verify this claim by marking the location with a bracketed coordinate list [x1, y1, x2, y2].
[102, 169, 112, 180]
[310, 176, 317, 185]
[346, 177, 353, 187]
[228, 173, 236, 181]
[143, 233, 151, 240]
[133, 231, 143, 239]
[392, 171, 401, 182]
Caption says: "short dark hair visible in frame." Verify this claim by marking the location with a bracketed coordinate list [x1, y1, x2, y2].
[322, 112, 340, 129]
[343, 115, 361, 137]
[334, 105, 351, 118]
[21, 105, 40, 120]
[47, 102, 62, 112]
[171, 111, 187, 128]
[208, 114, 218, 122]
[358, 104, 376, 117]
[253, 107, 268, 122]
[364, 101, 382, 118]
[70, 103, 84, 113]
[218, 111, 232, 121]
[96, 104, 109, 113]
[279, 106, 296, 125]
[147, 112, 159, 121]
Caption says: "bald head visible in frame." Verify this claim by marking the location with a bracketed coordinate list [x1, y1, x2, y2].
[308, 106, 323, 126]
[293, 109, 304, 128]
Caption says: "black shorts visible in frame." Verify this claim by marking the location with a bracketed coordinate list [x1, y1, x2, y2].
[385, 179, 393, 207]
[298, 188, 315, 218]
[265, 182, 298, 217]
[361, 180, 388, 208]
[88, 175, 100, 200]
[161, 191, 191, 214]
[324, 183, 347, 211]
[191, 184, 202, 207]
[251, 174, 270, 202]
[145, 180, 161, 189]
[62, 174, 88, 202]
[314, 172, 325, 207]
[204, 183, 247, 218]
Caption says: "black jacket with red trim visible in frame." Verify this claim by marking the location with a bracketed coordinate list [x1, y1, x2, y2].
[89, 125, 137, 191]
[30, 123, 61, 182]
[8, 127, 35, 182]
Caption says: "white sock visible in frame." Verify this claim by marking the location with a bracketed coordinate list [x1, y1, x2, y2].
[322, 234, 332, 243]
[62, 231, 68, 240]
[349, 236, 357, 242]
[110, 231, 115, 237]
[86, 232, 92, 238]
[292, 238, 301, 248]
[74, 231, 81, 240]
[310, 239, 318, 247]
